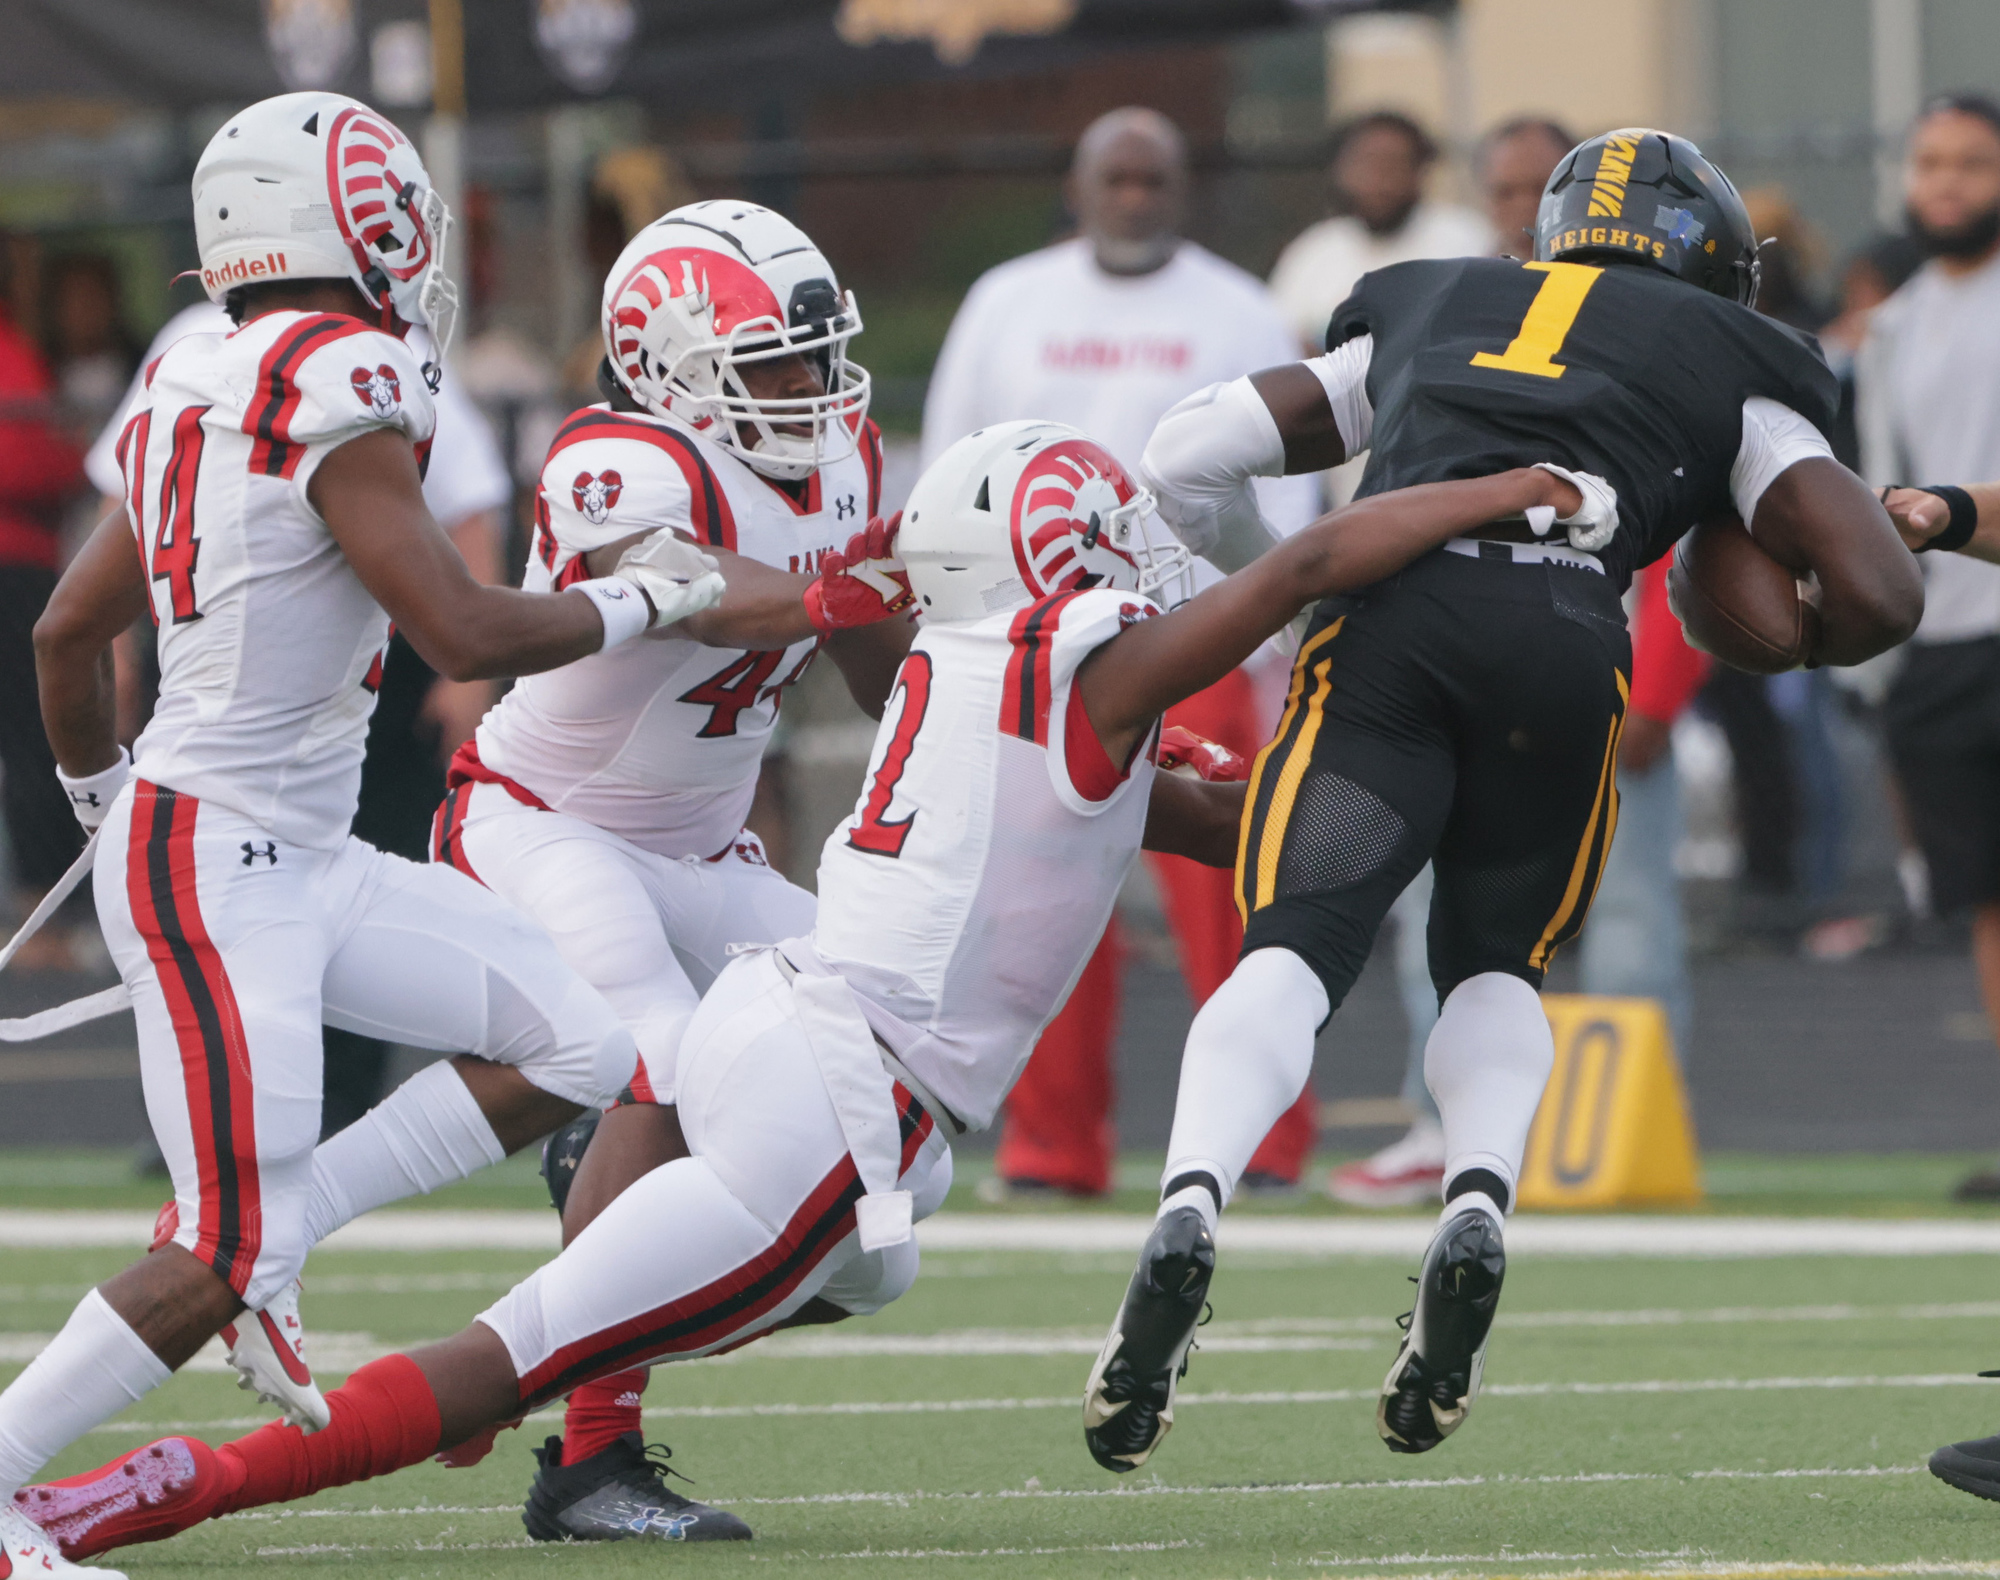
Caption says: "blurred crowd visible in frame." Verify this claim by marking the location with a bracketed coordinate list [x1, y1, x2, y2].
[3, 95, 1998, 1199]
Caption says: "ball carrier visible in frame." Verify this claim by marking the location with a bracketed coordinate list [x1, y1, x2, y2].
[1084, 128, 1923, 1474]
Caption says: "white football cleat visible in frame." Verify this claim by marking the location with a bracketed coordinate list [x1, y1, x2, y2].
[0, 1504, 127, 1577]
[220, 1281, 329, 1434]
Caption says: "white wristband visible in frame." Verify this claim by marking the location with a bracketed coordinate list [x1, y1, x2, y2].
[57, 746, 130, 830]
[570, 576, 653, 651]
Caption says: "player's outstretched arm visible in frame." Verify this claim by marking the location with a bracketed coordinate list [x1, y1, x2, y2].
[1077, 467, 1584, 766]
[1750, 459, 1924, 665]
[34, 508, 149, 776]
[1881, 482, 2000, 564]
[314, 431, 719, 681]
[584, 515, 916, 715]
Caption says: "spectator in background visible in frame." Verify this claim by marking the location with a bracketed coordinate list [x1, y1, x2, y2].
[1579, 559, 1709, 1054]
[923, 105, 1321, 1197]
[1267, 110, 1491, 351]
[1855, 94, 2000, 1200]
[1479, 117, 1574, 259]
[85, 298, 514, 1145]
[0, 240, 85, 970]
[1329, 117, 1568, 1207]
[42, 254, 138, 449]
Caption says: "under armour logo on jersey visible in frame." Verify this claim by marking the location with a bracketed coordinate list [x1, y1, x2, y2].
[350, 363, 402, 418]
[67, 790, 101, 808]
[835, 494, 857, 520]
[241, 841, 278, 866]
[573, 469, 624, 525]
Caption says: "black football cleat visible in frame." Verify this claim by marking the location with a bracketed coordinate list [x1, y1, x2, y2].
[1083, 1205, 1215, 1472]
[1931, 1426, 2000, 1501]
[522, 1432, 751, 1543]
[540, 1108, 602, 1216]
[1378, 1207, 1506, 1454]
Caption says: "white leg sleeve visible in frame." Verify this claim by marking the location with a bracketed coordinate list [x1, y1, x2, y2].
[1421, 971, 1555, 1214]
[1162, 947, 1329, 1212]
[302, 1060, 506, 1245]
[0, 1290, 171, 1497]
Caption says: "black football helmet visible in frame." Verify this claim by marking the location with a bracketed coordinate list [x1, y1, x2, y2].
[1534, 128, 1760, 308]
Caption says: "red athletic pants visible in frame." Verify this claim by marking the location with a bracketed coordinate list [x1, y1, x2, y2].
[993, 668, 1318, 1194]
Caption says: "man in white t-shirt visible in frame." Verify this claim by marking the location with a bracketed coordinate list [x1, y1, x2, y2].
[922, 107, 1321, 1197]
[1267, 111, 1492, 351]
[1857, 94, 2000, 1204]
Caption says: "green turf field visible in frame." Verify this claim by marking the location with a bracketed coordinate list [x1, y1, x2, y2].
[7, 1149, 2000, 1578]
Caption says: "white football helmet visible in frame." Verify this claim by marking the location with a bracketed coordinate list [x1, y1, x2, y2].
[192, 91, 457, 368]
[601, 200, 869, 480]
[901, 421, 1191, 625]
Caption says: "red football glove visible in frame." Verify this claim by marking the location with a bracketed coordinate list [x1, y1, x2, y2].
[1157, 725, 1249, 782]
[803, 512, 913, 634]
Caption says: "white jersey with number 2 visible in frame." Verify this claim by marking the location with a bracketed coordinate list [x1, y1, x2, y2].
[810, 586, 1159, 1130]
[116, 309, 436, 850]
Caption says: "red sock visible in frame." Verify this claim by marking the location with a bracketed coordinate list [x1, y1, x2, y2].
[214, 1355, 443, 1514]
[562, 1368, 649, 1463]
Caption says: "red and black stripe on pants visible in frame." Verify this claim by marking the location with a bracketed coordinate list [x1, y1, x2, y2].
[126, 782, 263, 1297]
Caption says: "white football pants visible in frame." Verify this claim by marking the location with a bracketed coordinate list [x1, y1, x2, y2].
[95, 779, 635, 1309]
[434, 780, 816, 1104]
[479, 948, 953, 1410]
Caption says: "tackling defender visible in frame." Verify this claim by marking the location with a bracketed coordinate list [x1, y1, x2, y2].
[1084, 128, 1923, 1475]
[17, 428, 1596, 1567]
[0, 92, 723, 1578]
[427, 200, 913, 1542]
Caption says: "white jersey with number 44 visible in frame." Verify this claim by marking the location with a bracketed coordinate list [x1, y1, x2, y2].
[467, 404, 884, 859]
[811, 586, 1158, 1130]
[116, 310, 436, 850]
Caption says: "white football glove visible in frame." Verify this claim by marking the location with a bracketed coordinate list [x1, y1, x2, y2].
[1530, 463, 1621, 552]
[613, 529, 727, 629]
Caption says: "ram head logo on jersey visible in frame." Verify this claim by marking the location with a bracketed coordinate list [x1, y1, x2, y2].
[572, 469, 624, 525]
[1009, 438, 1146, 597]
[350, 363, 401, 418]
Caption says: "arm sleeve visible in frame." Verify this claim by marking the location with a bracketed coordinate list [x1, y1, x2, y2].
[532, 433, 699, 588]
[1628, 555, 1710, 722]
[1301, 333, 1374, 456]
[286, 329, 438, 507]
[1731, 396, 1835, 530]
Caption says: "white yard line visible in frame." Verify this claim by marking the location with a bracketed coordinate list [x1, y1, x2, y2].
[208, 1465, 1931, 1526]
[90, 1378, 1988, 1438]
[13, 1210, 2000, 1257]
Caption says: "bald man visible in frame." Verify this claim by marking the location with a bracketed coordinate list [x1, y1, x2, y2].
[922, 107, 1322, 1198]
[1479, 118, 1575, 260]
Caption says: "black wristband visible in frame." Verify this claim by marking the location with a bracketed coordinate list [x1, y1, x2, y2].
[1914, 484, 1979, 553]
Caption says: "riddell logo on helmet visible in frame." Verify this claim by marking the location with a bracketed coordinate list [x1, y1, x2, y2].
[202, 252, 290, 291]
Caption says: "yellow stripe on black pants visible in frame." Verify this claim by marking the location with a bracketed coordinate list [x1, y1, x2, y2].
[1528, 668, 1630, 971]
[1233, 618, 1346, 925]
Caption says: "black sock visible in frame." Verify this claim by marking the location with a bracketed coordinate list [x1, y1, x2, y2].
[1162, 1169, 1223, 1215]
[1444, 1167, 1510, 1215]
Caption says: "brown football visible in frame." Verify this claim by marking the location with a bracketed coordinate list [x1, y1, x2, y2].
[1666, 513, 1819, 674]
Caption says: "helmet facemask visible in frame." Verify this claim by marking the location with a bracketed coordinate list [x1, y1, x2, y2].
[1093, 484, 1192, 608]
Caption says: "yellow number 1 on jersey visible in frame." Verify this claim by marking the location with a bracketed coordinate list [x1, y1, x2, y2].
[1469, 261, 1601, 380]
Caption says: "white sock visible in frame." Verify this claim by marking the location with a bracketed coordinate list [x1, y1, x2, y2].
[1162, 948, 1329, 1212]
[302, 1060, 506, 1246]
[1157, 1180, 1220, 1236]
[0, 1290, 171, 1497]
[1442, 1188, 1505, 1233]
[1422, 971, 1555, 1215]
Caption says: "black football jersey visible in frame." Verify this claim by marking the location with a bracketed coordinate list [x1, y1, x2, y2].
[1326, 256, 1841, 589]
